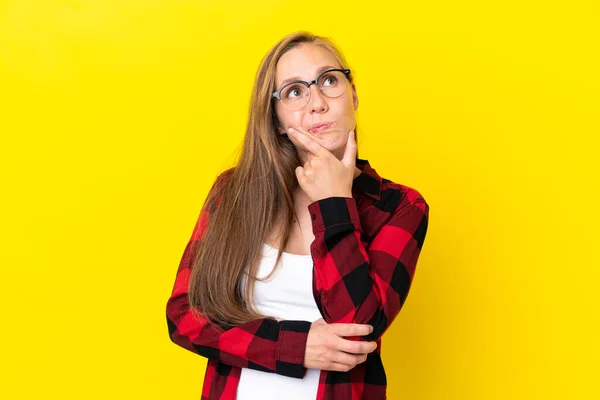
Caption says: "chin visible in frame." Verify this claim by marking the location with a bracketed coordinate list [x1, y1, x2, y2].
[316, 134, 345, 148]
[317, 138, 346, 158]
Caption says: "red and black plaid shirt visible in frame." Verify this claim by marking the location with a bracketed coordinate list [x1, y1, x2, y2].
[166, 158, 430, 399]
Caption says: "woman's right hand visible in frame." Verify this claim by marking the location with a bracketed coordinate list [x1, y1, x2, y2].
[303, 318, 378, 372]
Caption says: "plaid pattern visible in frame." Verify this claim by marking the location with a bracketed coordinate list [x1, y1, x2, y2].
[166, 158, 430, 399]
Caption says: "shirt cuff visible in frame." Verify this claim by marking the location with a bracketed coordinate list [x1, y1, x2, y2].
[275, 320, 311, 378]
[307, 197, 361, 234]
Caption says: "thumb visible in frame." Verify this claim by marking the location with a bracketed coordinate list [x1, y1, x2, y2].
[341, 130, 357, 167]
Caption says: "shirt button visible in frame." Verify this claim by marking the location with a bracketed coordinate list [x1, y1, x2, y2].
[311, 214, 316, 220]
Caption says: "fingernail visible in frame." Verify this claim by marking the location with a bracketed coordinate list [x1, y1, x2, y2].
[369, 325, 373, 333]
[288, 128, 294, 133]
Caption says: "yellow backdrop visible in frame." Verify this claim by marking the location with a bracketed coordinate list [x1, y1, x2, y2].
[1, 0, 598, 399]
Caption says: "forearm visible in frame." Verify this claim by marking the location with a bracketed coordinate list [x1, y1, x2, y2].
[166, 242, 311, 378]
[308, 195, 429, 341]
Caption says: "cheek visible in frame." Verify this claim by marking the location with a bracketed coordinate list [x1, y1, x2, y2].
[337, 94, 355, 113]
[342, 99, 356, 121]
[276, 107, 301, 128]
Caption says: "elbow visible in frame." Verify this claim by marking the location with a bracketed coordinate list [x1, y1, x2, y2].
[361, 308, 389, 342]
[165, 295, 192, 350]
[166, 315, 180, 345]
[166, 300, 182, 346]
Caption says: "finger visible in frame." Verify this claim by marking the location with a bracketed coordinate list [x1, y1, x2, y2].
[331, 351, 365, 367]
[288, 128, 329, 157]
[328, 362, 353, 372]
[347, 352, 368, 365]
[336, 337, 377, 354]
[293, 125, 320, 141]
[331, 323, 373, 337]
[289, 127, 325, 156]
[286, 129, 309, 153]
[341, 130, 357, 167]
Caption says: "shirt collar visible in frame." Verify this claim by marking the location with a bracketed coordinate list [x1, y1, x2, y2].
[353, 158, 382, 200]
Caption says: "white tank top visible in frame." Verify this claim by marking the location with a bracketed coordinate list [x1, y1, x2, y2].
[236, 243, 322, 400]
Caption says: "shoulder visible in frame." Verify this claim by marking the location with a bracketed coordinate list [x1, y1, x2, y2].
[385, 179, 428, 207]
[377, 181, 429, 223]
[372, 167, 428, 213]
[356, 158, 428, 210]
[208, 167, 236, 193]
[216, 167, 236, 183]
[202, 167, 236, 213]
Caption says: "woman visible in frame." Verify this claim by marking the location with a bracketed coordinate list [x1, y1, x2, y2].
[166, 31, 430, 400]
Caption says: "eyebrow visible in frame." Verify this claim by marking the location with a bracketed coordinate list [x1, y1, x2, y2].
[278, 65, 339, 87]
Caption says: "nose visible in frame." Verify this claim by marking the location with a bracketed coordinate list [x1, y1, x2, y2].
[307, 83, 328, 113]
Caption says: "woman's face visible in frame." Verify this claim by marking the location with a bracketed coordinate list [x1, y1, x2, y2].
[273, 43, 358, 161]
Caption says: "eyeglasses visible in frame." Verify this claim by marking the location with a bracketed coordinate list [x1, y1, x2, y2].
[272, 68, 351, 111]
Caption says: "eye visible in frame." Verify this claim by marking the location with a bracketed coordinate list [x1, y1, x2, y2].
[321, 73, 338, 86]
[284, 84, 305, 99]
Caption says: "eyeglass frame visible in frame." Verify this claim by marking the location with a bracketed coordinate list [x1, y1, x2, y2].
[272, 68, 352, 110]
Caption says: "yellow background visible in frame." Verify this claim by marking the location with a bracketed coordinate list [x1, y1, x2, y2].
[1, 0, 598, 399]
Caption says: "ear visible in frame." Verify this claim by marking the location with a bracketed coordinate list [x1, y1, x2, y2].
[275, 118, 287, 135]
[273, 107, 287, 135]
[275, 119, 287, 135]
[351, 83, 359, 110]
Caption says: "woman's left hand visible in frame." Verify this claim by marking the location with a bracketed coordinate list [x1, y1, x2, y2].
[287, 127, 357, 203]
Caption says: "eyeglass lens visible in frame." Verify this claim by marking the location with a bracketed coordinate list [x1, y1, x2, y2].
[280, 70, 347, 109]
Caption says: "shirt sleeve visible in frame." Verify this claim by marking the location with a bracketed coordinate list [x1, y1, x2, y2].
[166, 172, 311, 379]
[307, 189, 429, 341]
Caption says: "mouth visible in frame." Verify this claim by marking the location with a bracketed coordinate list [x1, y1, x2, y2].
[309, 122, 334, 134]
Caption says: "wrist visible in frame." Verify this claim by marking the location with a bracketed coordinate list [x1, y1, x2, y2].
[312, 192, 353, 202]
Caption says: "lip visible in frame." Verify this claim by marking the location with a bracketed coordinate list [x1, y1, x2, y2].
[309, 122, 334, 134]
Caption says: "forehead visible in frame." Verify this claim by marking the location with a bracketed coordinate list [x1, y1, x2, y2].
[275, 44, 340, 87]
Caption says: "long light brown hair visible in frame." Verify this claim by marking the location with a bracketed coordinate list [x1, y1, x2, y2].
[189, 31, 360, 327]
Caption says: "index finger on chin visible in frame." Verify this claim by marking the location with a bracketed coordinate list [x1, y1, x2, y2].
[289, 128, 328, 157]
